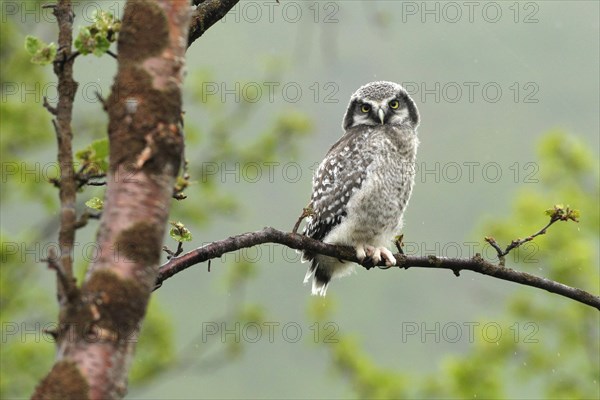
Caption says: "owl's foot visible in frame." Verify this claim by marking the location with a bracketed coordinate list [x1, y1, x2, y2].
[356, 245, 396, 268]
[356, 245, 368, 261]
[377, 247, 397, 269]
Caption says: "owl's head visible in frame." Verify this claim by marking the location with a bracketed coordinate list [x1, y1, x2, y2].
[342, 81, 419, 131]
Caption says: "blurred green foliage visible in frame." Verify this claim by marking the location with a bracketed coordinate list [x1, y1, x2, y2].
[312, 298, 411, 398]
[129, 299, 175, 383]
[1, 18, 56, 398]
[311, 132, 599, 399]
[0, 231, 55, 397]
[1, 21, 55, 208]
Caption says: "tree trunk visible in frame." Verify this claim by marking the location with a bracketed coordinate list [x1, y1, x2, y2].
[33, 1, 190, 398]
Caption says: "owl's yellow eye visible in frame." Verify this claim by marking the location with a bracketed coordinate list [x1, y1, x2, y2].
[389, 100, 400, 109]
[361, 104, 371, 113]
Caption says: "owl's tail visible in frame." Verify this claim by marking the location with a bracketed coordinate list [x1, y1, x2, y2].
[303, 260, 331, 297]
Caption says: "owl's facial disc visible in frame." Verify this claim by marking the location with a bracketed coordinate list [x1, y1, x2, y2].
[388, 107, 409, 125]
[342, 81, 420, 130]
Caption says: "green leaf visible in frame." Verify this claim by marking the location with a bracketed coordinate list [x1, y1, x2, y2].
[76, 139, 109, 174]
[173, 172, 190, 196]
[85, 197, 104, 210]
[169, 221, 192, 242]
[90, 139, 109, 160]
[24, 35, 42, 55]
[544, 204, 580, 223]
[24, 36, 56, 65]
[95, 11, 119, 34]
[30, 43, 56, 65]
[74, 27, 92, 55]
[74, 11, 120, 58]
[568, 208, 581, 221]
[93, 35, 110, 57]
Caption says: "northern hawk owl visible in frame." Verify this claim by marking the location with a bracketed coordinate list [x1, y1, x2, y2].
[302, 81, 420, 296]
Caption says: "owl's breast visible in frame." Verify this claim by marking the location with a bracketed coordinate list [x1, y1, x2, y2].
[340, 127, 417, 241]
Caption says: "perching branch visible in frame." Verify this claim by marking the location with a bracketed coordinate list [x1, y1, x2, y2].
[188, 0, 240, 48]
[156, 227, 600, 311]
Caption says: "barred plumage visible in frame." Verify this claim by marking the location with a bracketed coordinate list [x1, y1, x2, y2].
[302, 81, 420, 296]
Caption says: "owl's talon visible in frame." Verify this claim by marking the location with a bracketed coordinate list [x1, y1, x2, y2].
[379, 247, 397, 269]
[356, 245, 367, 261]
[365, 245, 382, 264]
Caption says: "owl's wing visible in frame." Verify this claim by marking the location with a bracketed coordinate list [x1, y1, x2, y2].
[302, 127, 373, 251]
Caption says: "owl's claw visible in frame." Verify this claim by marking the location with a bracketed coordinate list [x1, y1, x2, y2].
[356, 245, 396, 268]
[365, 245, 381, 264]
[356, 245, 367, 261]
[378, 247, 397, 269]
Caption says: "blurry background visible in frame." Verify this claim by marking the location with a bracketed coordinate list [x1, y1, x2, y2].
[1, 1, 599, 398]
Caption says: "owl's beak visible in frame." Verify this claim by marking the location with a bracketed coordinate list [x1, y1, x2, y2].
[377, 108, 385, 125]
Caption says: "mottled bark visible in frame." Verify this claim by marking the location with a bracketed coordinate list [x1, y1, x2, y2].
[33, 1, 191, 398]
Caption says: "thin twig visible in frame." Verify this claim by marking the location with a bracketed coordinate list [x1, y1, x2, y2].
[502, 217, 559, 254]
[163, 242, 184, 259]
[173, 159, 190, 200]
[394, 234, 405, 255]
[42, 247, 79, 303]
[74, 211, 101, 229]
[66, 51, 80, 63]
[292, 207, 313, 234]
[95, 90, 107, 110]
[43, 96, 57, 115]
[76, 173, 107, 189]
[485, 206, 579, 264]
